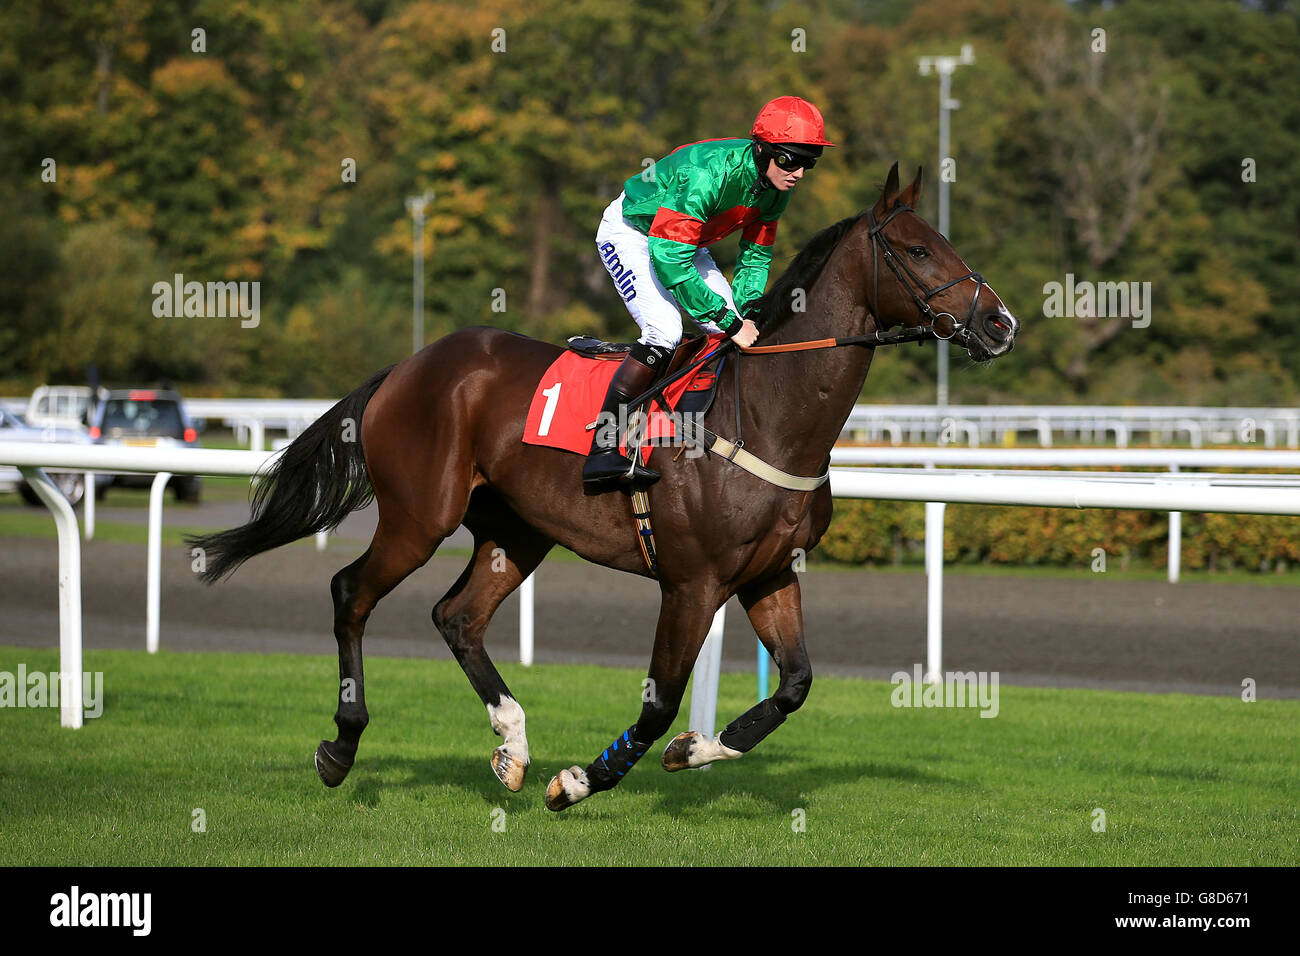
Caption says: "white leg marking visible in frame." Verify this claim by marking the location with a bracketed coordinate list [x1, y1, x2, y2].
[663, 730, 744, 771]
[690, 734, 744, 767]
[487, 696, 530, 791]
[487, 696, 529, 765]
[545, 764, 594, 810]
[557, 766, 591, 802]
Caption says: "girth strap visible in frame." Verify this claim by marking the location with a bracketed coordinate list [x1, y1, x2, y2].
[683, 419, 829, 492]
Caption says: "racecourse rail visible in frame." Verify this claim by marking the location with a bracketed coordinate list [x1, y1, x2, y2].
[4, 443, 1300, 731]
[8, 397, 1300, 449]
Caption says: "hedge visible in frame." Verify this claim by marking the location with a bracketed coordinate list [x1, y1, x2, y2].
[815, 492, 1300, 573]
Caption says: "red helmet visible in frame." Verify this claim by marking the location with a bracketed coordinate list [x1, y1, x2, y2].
[751, 96, 835, 147]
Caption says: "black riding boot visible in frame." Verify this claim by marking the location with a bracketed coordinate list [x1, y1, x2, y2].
[582, 342, 671, 488]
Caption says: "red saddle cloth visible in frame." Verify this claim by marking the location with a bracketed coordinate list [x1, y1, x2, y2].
[523, 334, 725, 464]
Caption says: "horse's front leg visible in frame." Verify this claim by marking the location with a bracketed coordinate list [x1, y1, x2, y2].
[662, 568, 810, 772]
[545, 586, 720, 811]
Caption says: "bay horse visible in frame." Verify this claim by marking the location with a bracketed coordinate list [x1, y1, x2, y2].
[190, 163, 1019, 811]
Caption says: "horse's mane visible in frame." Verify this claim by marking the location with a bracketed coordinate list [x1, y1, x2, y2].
[749, 210, 865, 331]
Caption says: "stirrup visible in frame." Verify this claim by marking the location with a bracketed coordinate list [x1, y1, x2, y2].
[583, 450, 660, 487]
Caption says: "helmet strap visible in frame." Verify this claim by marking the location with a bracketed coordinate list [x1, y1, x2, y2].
[750, 138, 776, 192]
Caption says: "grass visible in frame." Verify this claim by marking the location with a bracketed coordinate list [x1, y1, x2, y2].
[1, 645, 1295, 866]
[0, 507, 215, 548]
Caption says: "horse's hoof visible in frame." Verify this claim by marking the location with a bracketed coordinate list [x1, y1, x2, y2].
[314, 740, 352, 788]
[662, 731, 702, 772]
[491, 746, 528, 792]
[545, 766, 590, 812]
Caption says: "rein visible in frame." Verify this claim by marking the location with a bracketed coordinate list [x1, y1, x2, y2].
[742, 202, 984, 354]
[736, 320, 949, 354]
[623, 340, 830, 493]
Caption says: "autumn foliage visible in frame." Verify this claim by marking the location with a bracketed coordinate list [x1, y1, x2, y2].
[1, 0, 1297, 407]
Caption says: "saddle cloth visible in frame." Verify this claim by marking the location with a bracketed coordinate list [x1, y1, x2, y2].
[523, 333, 726, 464]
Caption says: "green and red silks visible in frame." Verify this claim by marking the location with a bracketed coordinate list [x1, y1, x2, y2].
[620, 139, 791, 330]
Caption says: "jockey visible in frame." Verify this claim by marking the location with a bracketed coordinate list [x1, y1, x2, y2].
[583, 95, 835, 488]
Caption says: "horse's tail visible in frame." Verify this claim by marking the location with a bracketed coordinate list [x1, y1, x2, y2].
[187, 365, 396, 584]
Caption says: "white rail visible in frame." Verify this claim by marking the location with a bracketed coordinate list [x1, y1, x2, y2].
[10, 397, 1298, 448]
[831, 446, 1300, 584]
[4, 443, 1298, 730]
[183, 399, 334, 450]
[0, 443, 277, 476]
[830, 468, 1300, 514]
[15, 465, 83, 728]
[841, 404, 1300, 448]
[830, 447, 1300, 468]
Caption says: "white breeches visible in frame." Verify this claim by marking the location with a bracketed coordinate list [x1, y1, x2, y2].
[595, 192, 736, 349]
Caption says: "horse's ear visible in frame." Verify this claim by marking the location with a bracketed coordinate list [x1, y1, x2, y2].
[882, 162, 900, 208]
[899, 166, 924, 207]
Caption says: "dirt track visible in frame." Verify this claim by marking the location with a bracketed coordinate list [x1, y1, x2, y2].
[1, 514, 1296, 698]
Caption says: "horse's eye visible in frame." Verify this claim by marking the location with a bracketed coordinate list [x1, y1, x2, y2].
[908, 245, 928, 258]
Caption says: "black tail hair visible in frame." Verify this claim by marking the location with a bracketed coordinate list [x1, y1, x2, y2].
[187, 365, 395, 583]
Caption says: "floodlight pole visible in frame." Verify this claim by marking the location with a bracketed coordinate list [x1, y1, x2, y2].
[918, 44, 974, 414]
[405, 191, 435, 355]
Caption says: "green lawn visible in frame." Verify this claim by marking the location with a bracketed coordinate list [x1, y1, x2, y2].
[0, 506, 230, 548]
[1, 646, 1295, 866]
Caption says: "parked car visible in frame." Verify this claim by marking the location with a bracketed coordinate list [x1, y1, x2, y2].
[0, 407, 93, 506]
[25, 385, 100, 432]
[89, 388, 203, 503]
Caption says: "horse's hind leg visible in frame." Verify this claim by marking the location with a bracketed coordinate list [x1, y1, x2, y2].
[315, 517, 444, 787]
[662, 569, 811, 772]
[432, 514, 553, 792]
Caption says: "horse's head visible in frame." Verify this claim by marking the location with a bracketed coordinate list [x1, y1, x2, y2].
[864, 162, 1018, 362]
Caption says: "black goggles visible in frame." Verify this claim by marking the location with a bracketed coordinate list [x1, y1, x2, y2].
[770, 144, 819, 171]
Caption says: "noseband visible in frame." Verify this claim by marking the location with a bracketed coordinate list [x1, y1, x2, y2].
[866, 203, 986, 349]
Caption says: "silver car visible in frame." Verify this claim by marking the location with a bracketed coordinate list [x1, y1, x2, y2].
[0, 407, 93, 506]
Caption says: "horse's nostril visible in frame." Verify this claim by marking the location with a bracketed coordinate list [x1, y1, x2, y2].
[982, 313, 1012, 340]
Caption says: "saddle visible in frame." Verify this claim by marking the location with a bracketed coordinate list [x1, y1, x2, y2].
[559, 334, 729, 578]
[564, 336, 633, 359]
[567, 331, 709, 371]
[565, 333, 725, 417]
[516, 334, 715, 574]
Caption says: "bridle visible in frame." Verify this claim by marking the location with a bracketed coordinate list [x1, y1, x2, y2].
[615, 201, 1003, 492]
[733, 202, 993, 355]
[863, 201, 985, 350]
[625, 202, 999, 405]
